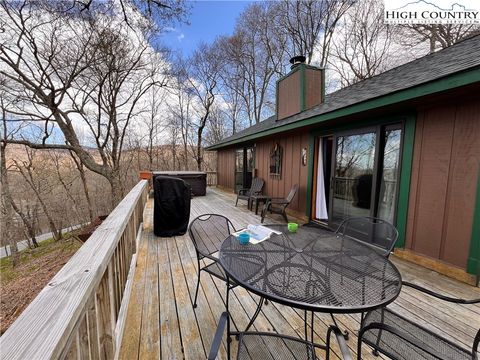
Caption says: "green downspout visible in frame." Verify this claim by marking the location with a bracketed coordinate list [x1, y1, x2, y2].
[467, 168, 480, 277]
[395, 115, 416, 248]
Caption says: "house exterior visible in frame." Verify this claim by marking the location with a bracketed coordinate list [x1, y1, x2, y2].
[207, 35, 480, 285]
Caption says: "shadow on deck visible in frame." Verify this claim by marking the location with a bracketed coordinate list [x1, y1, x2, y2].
[118, 187, 480, 360]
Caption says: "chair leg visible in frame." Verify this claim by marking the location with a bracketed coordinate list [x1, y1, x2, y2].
[235, 197, 238, 206]
[193, 261, 201, 309]
[244, 297, 264, 332]
[330, 313, 349, 340]
[304, 310, 308, 341]
[282, 210, 288, 223]
[226, 278, 231, 359]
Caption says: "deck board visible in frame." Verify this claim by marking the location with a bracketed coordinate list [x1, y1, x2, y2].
[119, 187, 480, 359]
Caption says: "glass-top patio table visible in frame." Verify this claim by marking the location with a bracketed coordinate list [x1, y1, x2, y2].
[218, 224, 402, 347]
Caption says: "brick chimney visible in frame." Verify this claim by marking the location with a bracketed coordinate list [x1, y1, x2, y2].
[276, 56, 325, 121]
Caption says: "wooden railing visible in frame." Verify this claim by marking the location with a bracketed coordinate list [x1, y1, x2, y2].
[0, 180, 149, 360]
[206, 171, 217, 186]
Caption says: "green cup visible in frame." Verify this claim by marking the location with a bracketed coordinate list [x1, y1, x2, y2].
[288, 222, 298, 233]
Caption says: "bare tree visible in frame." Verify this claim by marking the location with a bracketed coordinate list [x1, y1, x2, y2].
[69, 151, 94, 222]
[142, 84, 167, 170]
[330, 0, 397, 86]
[11, 201, 39, 249]
[224, 2, 288, 125]
[182, 43, 221, 170]
[12, 148, 62, 241]
[168, 71, 195, 170]
[216, 46, 246, 135]
[279, 0, 353, 66]
[0, 2, 171, 205]
[1, 107, 19, 265]
[72, 0, 189, 29]
[49, 150, 86, 223]
[204, 105, 230, 146]
[401, 24, 480, 54]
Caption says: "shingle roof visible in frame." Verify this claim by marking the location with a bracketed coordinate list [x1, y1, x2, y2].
[208, 34, 480, 150]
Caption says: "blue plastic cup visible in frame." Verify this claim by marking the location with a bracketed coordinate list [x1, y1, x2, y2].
[238, 233, 250, 245]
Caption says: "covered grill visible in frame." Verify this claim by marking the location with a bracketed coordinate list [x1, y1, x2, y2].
[153, 176, 191, 237]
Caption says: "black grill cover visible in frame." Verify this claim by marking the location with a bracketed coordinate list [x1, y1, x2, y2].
[153, 176, 191, 237]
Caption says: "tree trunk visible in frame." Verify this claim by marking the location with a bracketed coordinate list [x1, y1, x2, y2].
[109, 171, 124, 208]
[11, 201, 39, 248]
[196, 130, 203, 171]
[0, 138, 19, 265]
[16, 165, 62, 242]
[70, 152, 94, 222]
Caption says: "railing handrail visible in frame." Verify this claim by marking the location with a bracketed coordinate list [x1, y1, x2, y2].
[0, 180, 148, 359]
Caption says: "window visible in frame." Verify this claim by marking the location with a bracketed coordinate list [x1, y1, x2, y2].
[269, 143, 283, 178]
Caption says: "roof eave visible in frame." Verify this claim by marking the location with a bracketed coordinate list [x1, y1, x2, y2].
[206, 67, 480, 151]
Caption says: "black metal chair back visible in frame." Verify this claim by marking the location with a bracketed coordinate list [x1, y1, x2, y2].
[188, 214, 236, 259]
[335, 217, 399, 257]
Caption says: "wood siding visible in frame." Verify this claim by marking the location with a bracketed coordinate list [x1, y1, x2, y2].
[216, 131, 309, 214]
[255, 131, 310, 214]
[304, 67, 322, 110]
[277, 70, 301, 120]
[405, 98, 480, 269]
[217, 148, 235, 190]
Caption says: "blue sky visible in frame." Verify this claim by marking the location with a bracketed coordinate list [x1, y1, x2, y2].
[159, 1, 253, 57]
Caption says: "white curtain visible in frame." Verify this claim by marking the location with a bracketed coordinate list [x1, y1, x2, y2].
[315, 139, 328, 220]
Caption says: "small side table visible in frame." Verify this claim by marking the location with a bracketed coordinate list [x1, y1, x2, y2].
[250, 195, 269, 215]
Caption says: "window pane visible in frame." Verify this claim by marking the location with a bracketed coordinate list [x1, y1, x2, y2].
[332, 132, 376, 225]
[377, 128, 401, 223]
[245, 147, 254, 188]
[234, 149, 244, 192]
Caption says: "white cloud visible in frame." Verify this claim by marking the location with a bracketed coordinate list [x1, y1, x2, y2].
[164, 26, 185, 42]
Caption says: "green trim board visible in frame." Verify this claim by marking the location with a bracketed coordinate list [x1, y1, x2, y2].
[467, 168, 480, 276]
[395, 115, 416, 248]
[208, 68, 480, 151]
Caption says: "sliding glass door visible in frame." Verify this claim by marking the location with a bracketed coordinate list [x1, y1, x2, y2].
[234, 146, 255, 193]
[331, 130, 377, 225]
[329, 124, 402, 227]
[234, 149, 244, 193]
[377, 126, 402, 223]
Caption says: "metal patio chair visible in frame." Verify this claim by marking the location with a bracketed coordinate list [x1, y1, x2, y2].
[188, 214, 237, 308]
[359, 281, 480, 360]
[335, 216, 399, 258]
[329, 217, 399, 338]
[261, 183, 299, 223]
[235, 177, 264, 208]
[208, 312, 353, 360]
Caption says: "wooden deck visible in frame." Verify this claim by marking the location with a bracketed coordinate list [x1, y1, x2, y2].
[118, 187, 480, 360]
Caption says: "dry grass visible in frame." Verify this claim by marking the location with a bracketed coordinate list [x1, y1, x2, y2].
[0, 237, 82, 335]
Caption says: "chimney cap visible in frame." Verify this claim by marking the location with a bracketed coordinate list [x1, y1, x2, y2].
[289, 55, 306, 65]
